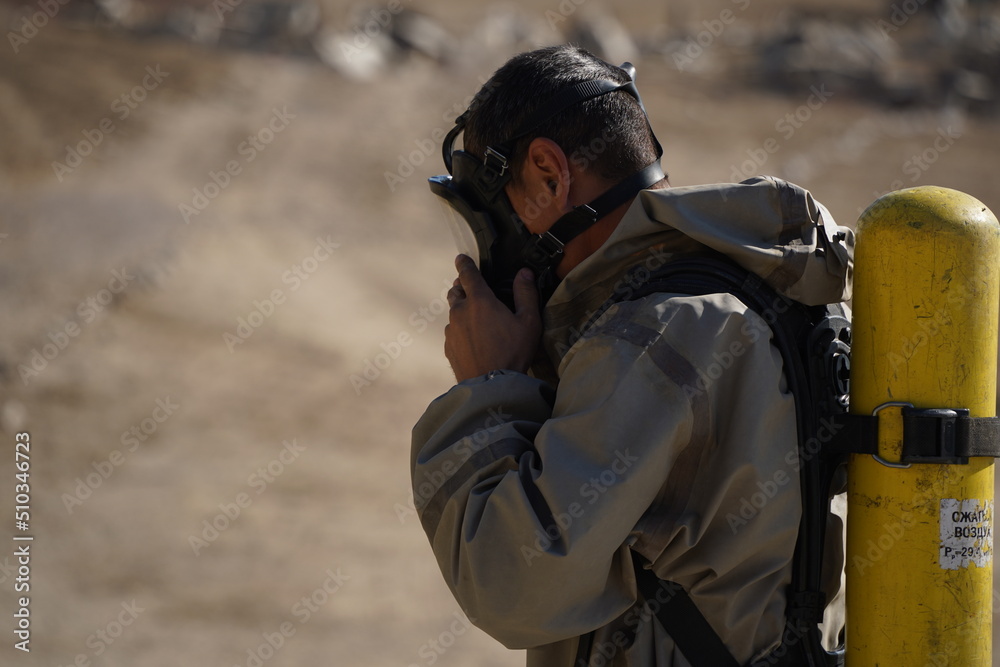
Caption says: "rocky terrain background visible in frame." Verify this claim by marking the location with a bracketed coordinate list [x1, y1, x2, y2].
[0, 0, 999, 665]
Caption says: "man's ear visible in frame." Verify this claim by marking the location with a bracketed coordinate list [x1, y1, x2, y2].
[523, 137, 571, 203]
[510, 137, 572, 231]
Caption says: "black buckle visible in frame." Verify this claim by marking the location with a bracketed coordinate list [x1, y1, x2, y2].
[523, 204, 598, 271]
[483, 147, 508, 177]
[473, 147, 512, 200]
[521, 231, 567, 274]
[532, 232, 565, 260]
[901, 407, 971, 465]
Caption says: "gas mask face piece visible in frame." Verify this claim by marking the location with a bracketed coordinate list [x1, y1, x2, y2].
[428, 62, 664, 310]
[428, 132, 530, 309]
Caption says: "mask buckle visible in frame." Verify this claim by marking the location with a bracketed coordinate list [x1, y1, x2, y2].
[483, 147, 509, 177]
[524, 200, 595, 269]
[524, 231, 566, 270]
[536, 231, 566, 258]
[473, 147, 512, 201]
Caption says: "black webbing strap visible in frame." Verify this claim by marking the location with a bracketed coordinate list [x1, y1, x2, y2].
[826, 414, 878, 456]
[632, 552, 741, 667]
[959, 416, 1000, 457]
[618, 254, 841, 667]
[512, 79, 626, 140]
[509, 63, 663, 159]
[829, 409, 1000, 464]
[524, 161, 666, 269]
[546, 162, 666, 244]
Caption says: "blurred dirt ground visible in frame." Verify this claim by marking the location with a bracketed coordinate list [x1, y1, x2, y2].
[0, 1, 999, 666]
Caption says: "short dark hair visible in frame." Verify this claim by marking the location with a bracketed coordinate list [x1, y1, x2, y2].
[463, 45, 661, 185]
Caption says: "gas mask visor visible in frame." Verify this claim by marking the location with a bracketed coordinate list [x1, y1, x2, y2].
[428, 120, 530, 310]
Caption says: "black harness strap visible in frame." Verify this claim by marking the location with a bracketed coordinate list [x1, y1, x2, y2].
[632, 552, 741, 667]
[615, 254, 845, 667]
[524, 162, 666, 270]
[958, 416, 1000, 457]
[828, 410, 1000, 465]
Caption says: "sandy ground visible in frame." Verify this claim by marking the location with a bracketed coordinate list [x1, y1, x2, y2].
[0, 1, 999, 666]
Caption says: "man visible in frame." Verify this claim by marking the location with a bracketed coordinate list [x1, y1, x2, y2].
[411, 45, 851, 666]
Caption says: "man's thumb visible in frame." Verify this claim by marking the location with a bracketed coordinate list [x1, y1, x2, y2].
[512, 268, 540, 318]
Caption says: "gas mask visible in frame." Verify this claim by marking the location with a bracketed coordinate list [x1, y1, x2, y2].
[428, 62, 664, 309]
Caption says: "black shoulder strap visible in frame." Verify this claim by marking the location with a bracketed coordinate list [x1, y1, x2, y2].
[631, 551, 741, 667]
[621, 254, 843, 667]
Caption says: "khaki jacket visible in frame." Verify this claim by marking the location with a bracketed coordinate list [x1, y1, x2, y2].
[411, 176, 853, 666]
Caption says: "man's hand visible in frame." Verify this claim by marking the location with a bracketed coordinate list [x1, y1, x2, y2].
[445, 255, 542, 383]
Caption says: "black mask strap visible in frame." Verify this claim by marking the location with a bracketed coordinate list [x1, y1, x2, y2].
[513, 79, 632, 142]
[522, 160, 665, 272]
[484, 66, 663, 185]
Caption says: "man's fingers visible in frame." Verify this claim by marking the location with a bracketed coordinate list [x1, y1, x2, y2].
[454, 254, 489, 297]
[446, 284, 466, 308]
[444, 261, 542, 381]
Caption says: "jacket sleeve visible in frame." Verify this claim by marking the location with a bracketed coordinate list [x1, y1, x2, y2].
[410, 298, 713, 649]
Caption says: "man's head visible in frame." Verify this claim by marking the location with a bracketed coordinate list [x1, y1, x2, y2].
[429, 45, 664, 305]
[463, 46, 661, 187]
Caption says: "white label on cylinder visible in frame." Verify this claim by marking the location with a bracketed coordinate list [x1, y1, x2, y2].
[940, 499, 993, 570]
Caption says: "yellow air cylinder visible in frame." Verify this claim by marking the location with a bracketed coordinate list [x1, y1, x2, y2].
[846, 186, 1000, 665]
